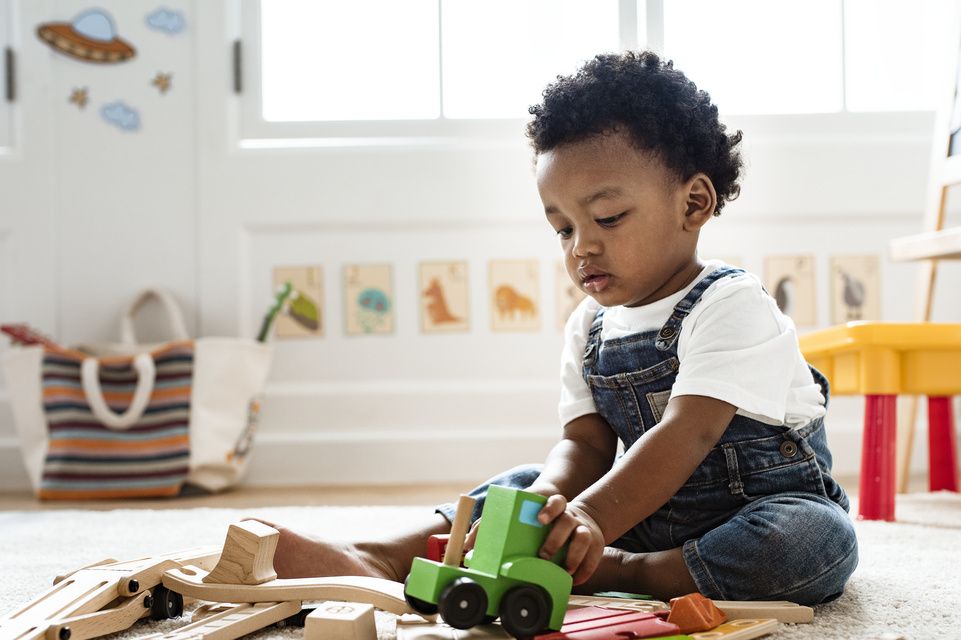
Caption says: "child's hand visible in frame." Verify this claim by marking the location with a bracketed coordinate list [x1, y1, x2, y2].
[464, 517, 482, 551]
[536, 495, 605, 585]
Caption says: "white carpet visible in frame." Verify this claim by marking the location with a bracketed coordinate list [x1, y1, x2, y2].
[1, 493, 959, 640]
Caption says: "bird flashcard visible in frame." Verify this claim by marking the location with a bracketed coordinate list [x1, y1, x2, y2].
[831, 255, 880, 323]
[345, 264, 394, 335]
[272, 266, 323, 338]
[556, 261, 586, 330]
[490, 260, 540, 332]
[420, 261, 469, 333]
[764, 255, 816, 327]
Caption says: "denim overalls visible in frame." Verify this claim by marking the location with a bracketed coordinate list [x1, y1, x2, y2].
[439, 267, 859, 605]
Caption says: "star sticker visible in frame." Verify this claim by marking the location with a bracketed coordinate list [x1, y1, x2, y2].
[152, 72, 172, 94]
[69, 87, 89, 109]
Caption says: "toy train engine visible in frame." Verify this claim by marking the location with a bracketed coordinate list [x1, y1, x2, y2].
[404, 486, 573, 638]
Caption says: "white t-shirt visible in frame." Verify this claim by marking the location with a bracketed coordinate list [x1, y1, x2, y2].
[559, 261, 825, 429]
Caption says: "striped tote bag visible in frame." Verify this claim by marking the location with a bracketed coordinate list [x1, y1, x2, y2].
[37, 341, 194, 499]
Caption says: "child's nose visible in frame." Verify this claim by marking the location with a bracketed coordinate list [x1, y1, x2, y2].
[572, 231, 601, 257]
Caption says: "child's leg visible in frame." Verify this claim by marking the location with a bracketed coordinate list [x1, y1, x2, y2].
[574, 546, 698, 601]
[261, 464, 543, 580]
[257, 514, 452, 581]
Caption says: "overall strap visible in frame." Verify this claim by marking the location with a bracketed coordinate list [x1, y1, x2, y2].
[582, 308, 606, 371]
[655, 266, 745, 351]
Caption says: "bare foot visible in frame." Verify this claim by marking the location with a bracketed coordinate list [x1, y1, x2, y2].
[246, 518, 400, 581]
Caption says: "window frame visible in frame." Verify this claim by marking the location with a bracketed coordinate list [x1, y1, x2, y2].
[235, 0, 944, 149]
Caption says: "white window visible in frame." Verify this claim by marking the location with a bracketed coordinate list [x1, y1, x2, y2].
[242, 0, 960, 144]
[239, 0, 624, 142]
[0, 0, 13, 150]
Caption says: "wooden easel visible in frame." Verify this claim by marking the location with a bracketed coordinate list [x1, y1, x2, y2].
[890, 9, 961, 493]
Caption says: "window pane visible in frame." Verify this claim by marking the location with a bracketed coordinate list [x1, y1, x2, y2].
[260, 0, 440, 121]
[845, 0, 958, 112]
[0, 0, 11, 148]
[441, 0, 621, 119]
[664, 0, 843, 115]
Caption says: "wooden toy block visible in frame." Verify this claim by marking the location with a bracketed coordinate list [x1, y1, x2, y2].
[535, 605, 680, 640]
[711, 601, 813, 624]
[688, 618, 778, 640]
[305, 601, 376, 640]
[140, 600, 301, 640]
[203, 521, 279, 585]
[162, 565, 423, 617]
[567, 595, 669, 615]
[666, 593, 726, 633]
[427, 535, 450, 563]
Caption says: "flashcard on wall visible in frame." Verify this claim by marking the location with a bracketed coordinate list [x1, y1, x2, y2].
[272, 266, 324, 339]
[764, 255, 816, 326]
[556, 261, 585, 330]
[419, 261, 469, 333]
[345, 264, 394, 335]
[831, 255, 881, 323]
[490, 260, 540, 332]
[37, 9, 136, 64]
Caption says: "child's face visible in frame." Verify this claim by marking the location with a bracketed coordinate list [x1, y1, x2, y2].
[537, 130, 711, 308]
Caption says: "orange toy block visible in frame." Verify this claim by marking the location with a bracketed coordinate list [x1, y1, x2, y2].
[666, 593, 726, 634]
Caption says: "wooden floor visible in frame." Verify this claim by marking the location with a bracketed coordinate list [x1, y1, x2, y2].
[0, 483, 470, 511]
[0, 474, 888, 511]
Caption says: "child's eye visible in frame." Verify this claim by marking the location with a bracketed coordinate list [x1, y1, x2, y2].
[556, 227, 573, 239]
[596, 212, 627, 227]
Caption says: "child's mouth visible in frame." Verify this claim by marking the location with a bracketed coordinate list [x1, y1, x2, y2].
[582, 274, 610, 293]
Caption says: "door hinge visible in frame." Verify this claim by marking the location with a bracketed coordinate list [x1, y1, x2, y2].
[232, 39, 242, 95]
[3, 47, 13, 103]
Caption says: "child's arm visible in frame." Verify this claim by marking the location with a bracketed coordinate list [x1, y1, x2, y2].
[536, 394, 737, 584]
[526, 413, 619, 500]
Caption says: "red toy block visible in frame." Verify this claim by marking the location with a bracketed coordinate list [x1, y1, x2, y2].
[666, 593, 726, 634]
[426, 534, 450, 563]
[535, 605, 679, 640]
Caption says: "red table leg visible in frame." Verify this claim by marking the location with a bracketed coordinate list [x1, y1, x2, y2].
[860, 394, 897, 521]
[928, 396, 959, 492]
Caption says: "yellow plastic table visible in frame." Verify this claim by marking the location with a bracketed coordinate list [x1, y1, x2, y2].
[799, 322, 961, 521]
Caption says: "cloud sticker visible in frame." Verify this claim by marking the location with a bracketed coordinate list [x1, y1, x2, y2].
[100, 101, 140, 131]
[146, 8, 186, 34]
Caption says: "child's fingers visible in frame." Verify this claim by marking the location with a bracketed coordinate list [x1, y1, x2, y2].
[538, 495, 567, 525]
[571, 546, 603, 586]
[562, 524, 593, 574]
[464, 519, 481, 550]
[539, 512, 576, 559]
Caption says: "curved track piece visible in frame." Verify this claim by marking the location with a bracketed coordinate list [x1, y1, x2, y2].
[162, 566, 426, 617]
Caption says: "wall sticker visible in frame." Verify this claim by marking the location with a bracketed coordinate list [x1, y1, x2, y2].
[37, 9, 136, 64]
[100, 101, 140, 131]
[69, 87, 90, 109]
[145, 8, 187, 35]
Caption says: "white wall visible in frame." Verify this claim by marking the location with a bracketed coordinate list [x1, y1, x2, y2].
[1, 0, 960, 491]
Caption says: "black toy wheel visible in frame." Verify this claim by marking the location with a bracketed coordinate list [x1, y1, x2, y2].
[404, 575, 439, 615]
[149, 585, 184, 620]
[438, 577, 489, 629]
[499, 585, 550, 639]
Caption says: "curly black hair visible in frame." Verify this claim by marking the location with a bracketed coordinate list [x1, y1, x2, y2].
[527, 50, 743, 215]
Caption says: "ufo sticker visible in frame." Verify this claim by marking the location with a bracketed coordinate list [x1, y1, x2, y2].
[37, 9, 136, 64]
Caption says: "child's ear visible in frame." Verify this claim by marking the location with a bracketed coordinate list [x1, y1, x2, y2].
[682, 173, 717, 230]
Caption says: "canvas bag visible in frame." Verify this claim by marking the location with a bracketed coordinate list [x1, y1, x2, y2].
[1, 289, 273, 499]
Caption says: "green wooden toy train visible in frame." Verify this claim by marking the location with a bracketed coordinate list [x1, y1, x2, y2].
[404, 486, 573, 638]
